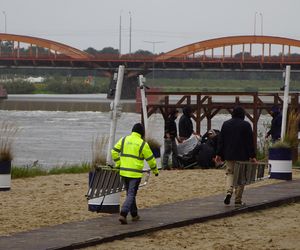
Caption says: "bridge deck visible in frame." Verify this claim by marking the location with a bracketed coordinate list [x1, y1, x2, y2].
[0, 179, 300, 250]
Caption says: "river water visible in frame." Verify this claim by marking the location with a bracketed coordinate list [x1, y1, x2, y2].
[0, 109, 272, 168]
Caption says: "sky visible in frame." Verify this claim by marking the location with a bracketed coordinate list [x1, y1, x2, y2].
[1, 0, 300, 54]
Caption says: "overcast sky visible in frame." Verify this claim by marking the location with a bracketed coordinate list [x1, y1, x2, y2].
[1, 0, 300, 54]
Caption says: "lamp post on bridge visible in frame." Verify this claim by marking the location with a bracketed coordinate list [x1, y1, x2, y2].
[254, 11, 258, 36]
[143, 40, 164, 82]
[129, 11, 132, 55]
[259, 12, 263, 36]
[119, 10, 123, 57]
[254, 11, 263, 36]
[2, 11, 7, 33]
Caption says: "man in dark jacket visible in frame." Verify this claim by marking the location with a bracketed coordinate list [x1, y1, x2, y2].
[265, 105, 282, 142]
[216, 106, 257, 207]
[179, 106, 195, 141]
[162, 109, 179, 169]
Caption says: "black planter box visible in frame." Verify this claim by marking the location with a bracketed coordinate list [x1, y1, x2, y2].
[0, 160, 11, 174]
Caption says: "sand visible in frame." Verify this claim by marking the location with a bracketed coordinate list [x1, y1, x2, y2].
[1, 168, 300, 249]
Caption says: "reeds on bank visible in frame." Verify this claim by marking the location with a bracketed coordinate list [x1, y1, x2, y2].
[0, 122, 19, 162]
[91, 135, 108, 169]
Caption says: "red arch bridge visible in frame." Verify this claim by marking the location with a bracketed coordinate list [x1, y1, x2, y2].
[1, 33, 300, 70]
[1, 33, 300, 98]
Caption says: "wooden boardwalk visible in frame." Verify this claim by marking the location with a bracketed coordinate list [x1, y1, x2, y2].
[1, 179, 300, 250]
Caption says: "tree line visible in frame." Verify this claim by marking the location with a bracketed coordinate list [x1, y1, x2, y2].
[0, 41, 153, 56]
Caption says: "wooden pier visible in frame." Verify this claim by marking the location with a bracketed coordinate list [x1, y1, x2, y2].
[144, 91, 300, 159]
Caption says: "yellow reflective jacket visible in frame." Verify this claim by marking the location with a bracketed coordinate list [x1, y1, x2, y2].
[111, 132, 158, 178]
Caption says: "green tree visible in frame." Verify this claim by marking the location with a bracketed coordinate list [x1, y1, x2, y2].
[133, 49, 153, 56]
[100, 47, 119, 54]
[84, 47, 99, 55]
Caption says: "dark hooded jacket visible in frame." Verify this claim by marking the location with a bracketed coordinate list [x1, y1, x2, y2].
[266, 107, 282, 141]
[164, 110, 178, 139]
[216, 107, 256, 161]
[179, 107, 194, 138]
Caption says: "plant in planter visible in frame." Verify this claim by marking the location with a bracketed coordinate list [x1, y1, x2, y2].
[0, 122, 19, 191]
[268, 111, 300, 180]
[91, 135, 109, 170]
[283, 111, 300, 156]
[88, 135, 109, 212]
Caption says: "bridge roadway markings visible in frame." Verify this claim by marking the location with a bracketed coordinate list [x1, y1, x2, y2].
[0, 179, 300, 249]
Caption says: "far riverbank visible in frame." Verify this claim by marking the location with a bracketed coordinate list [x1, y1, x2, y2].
[1, 93, 299, 112]
[0, 94, 137, 112]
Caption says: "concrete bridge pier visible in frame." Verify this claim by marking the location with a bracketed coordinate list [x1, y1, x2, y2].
[107, 71, 145, 100]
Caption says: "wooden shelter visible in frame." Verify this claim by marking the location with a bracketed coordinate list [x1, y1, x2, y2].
[143, 91, 300, 160]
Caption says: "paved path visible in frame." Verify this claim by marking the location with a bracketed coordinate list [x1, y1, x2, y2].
[1, 179, 300, 250]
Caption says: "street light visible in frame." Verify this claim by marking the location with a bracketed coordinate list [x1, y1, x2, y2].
[143, 40, 165, 81]
[253, 11, 258, 36]
[2, 11, 7, 33]
[259, 12, 263, 36]
[119, 10, 122, 56]
[129, 11, 132, 55]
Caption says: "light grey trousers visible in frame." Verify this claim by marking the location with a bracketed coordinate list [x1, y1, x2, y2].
[225, 161, 245, 203]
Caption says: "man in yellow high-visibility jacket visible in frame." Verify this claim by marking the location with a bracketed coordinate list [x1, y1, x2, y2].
[111, 123, 159, 224]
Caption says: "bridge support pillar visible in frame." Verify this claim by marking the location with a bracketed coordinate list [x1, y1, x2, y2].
[107, 73, 139, 100]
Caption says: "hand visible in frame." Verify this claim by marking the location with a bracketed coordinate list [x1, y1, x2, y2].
[215, 155, 222, 163]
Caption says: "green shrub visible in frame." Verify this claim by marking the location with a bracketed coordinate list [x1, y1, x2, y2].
[3, 80, 36, 94]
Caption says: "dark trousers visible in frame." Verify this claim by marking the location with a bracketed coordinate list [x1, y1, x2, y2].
[162, 138, 178, 169]
[120, 177, 141, 217]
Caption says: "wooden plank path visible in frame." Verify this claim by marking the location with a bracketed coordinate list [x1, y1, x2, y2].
[1, 179, 300, 250]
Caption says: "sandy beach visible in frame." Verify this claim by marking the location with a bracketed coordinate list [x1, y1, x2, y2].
[1, 168, 300, 249]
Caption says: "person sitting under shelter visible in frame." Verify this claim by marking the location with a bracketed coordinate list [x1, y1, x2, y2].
[192, 129, 219, 168]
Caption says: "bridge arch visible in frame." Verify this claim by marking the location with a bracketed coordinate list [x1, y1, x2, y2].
[0, 33, 91, 59]
[156, 35, 300, 60]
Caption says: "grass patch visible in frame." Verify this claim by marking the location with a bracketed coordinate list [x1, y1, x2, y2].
[11, 162, 91, 179]
[48, 163, 91, 175]
[294, 161, 300, 168]
[11, 165, 48, 179]
[148, 78, 300, 92]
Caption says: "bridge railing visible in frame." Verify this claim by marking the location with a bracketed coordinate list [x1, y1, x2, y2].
[1, 51, 300, 64]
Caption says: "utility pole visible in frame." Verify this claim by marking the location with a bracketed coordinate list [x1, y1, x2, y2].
[129, 11, 132, 55]
[259, 12, 263, 36]
[2, 11, 7, 33]
[253, 11, 258, 36]
[281, 65, 291, 140]
[119, 11, 122, 56]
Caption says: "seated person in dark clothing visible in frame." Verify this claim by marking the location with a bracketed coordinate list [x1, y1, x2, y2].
[192, 129, 219, 168]
[201, 129, 220, 144]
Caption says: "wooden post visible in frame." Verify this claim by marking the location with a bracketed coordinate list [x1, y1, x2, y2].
[253, 93, 258, 152]
[207, 96, 212, 131]
[290, 93, 299, 162]
[196, 94, 201, 135]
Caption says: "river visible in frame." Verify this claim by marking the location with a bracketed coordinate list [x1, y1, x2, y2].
[0, 108, 272, 168]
